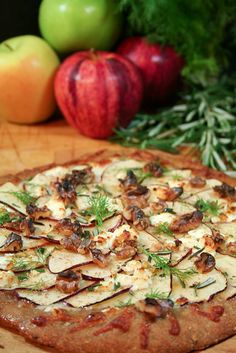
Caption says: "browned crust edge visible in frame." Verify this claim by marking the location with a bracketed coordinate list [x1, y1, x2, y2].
[0, 148, 235, 353]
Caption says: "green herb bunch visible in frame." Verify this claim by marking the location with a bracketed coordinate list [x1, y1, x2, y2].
[113, 78, 236, 173]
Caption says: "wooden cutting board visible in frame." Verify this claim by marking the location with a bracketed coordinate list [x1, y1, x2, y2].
[0, 117, 235, 353]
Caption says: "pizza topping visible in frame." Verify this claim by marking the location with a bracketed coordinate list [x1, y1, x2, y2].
[214, 182, 236, 200]
[56, 270, 81, 294]
[143, 162, 163, 177]
[204, 230, 224, 250]
[26, 203, 52, 220]
[170, 211, 203, 233]
[136, 298, 174, 319]
[0, 232, 23, 252]
[3, 218, 35, 237]
[55, 168, 95, 205]
[90, 248, 109, 268]
[123, 206, 149, 230]
[31, 316, 48, 327]
[54, 218, 77, 236]
[194, 252, 216, 273]
[189, 176, 206, 188]
[119, 170, 138, 191]
[150, 200, 168, 213]
[122, 184, 150, 209]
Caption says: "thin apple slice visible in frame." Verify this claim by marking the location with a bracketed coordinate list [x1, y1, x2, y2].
[0, 183, 28, 215]
[170, 257, 227, 303]
[209, 222, 236, 238]
[80, 255, 129, 279]
[16, 279, 95, 306]
[0, 232, 48, 252]
[172, 201, 196, 215]
[138, 230, 162, 252]
[48, 249, 91, 273]
[65, 283, 130, 308]
[0, 268, 56, 290]
[171, 247, 192, 266]
[0, 245, 54, 271]
[101, 159, 145, 196]
[215, 252, 236, 299]
[178, 224, 212, 250]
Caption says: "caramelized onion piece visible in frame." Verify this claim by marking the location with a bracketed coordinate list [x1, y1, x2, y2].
[115, 245, 137, 260]
[225, 242, 236, 255]
[155, 186, 183, 201]
[61, 232, 91, 254]
[170, 210, 203, 233]
[204, 230, 224, 250]
[122, 185, 150, 208]
[214, 182, 236, 200]
[150, 200, 168, 213]
[189, 176, 206, 188]
[119, 170, 138, 192]
[194, 252, 216, 273]
[4, 218, 35, 236]
[136, 298, 174, 319]
[56, 270, 81, 294]
[26, 203, 52, 220]
[0, 232, 23, 252]
[143, 162, 163, 177]
[54, 218, 81, 236]
[90, 248, 109, 268]
[123, 206, 149, 230]
[55, 168, 94, 204]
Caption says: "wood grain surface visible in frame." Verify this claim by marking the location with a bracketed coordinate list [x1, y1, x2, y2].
[0, 117, 235, 353]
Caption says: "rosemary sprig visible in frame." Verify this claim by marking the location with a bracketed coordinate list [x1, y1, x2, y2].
[190, 277, 216, 296]
[195, 199, 222, 217]
[87, 194, 114, 227]
[113, 78, 236, 172]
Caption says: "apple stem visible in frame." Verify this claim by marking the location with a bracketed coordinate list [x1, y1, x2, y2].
[90, 48, 99, 60]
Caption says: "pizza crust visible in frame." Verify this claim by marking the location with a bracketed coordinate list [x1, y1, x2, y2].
[0, 148, 235, 353]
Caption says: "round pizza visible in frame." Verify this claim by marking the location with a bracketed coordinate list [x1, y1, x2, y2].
[0, 149, 235, 353]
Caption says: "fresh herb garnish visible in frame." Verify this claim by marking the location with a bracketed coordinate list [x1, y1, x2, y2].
[163, 208, 176, 214]
[87, 194, 114, 227]
[116, 297, 133, 308]
[190, 277, 216, 296]
[113, 281, 121, 291]
[11, 257, 33, 271]
[189, 247, 205, 259]
[195, 199, 222, 216]
[35, 247, 50, 264]
[35, 268, 45, 273]
[156, 222, 173, 237]
[142, 248, 197, 285]
[2, 191, 36, 206]
[0, 210, 11, 225]
[17, 272, 29, 282]
[87, 283, 102, 292]
[145, 290, 169, 300]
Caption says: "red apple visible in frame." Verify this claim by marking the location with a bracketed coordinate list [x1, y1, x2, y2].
[54, 51, 143, 139]
[116, 37, 184, 107]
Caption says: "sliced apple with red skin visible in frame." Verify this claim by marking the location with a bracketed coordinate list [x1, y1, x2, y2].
[54, 51, 143, 139]
[101, 159, 145, 196]
[16, 279, 96, 306]
[48, 249, 92, 274]
[0, 183, 28, 215]
[0, 269, 56, 290]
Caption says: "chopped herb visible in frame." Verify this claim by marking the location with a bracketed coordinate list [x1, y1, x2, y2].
[35, 268, 45, 273]
[116, 297, 133, 308]
[195, 199, 222, 217]
[189, 247, 205, 259]
[35, 247, 50, 264]
[163, 208, 176, 214]
[87, 283, 102, 292]
[145, 290, 169, 300]
[28, 279, 46, 290]
[87, 194, 114, 227]
[156, 222, 173, 237]
[172, 173, 184, 181]
[0, 210, 11, 225]
[11, 258, 33, 271]
[113, 281, 121, 291]
[1, 191, 36, 206]
[94, 184, 111, 196]
[190, 277, 216, 296]
[17, 272, 29, 282]
[142, 248, 197, 285]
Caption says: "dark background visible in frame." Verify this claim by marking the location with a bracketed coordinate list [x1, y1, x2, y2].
[0, 0, 41, 41]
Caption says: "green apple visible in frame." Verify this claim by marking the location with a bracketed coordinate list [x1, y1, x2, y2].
[0, 35, 60, 124]
[39, 0, 123, 53]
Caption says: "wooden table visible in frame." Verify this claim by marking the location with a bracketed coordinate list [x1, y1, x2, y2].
[0, 118, 235, 353]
